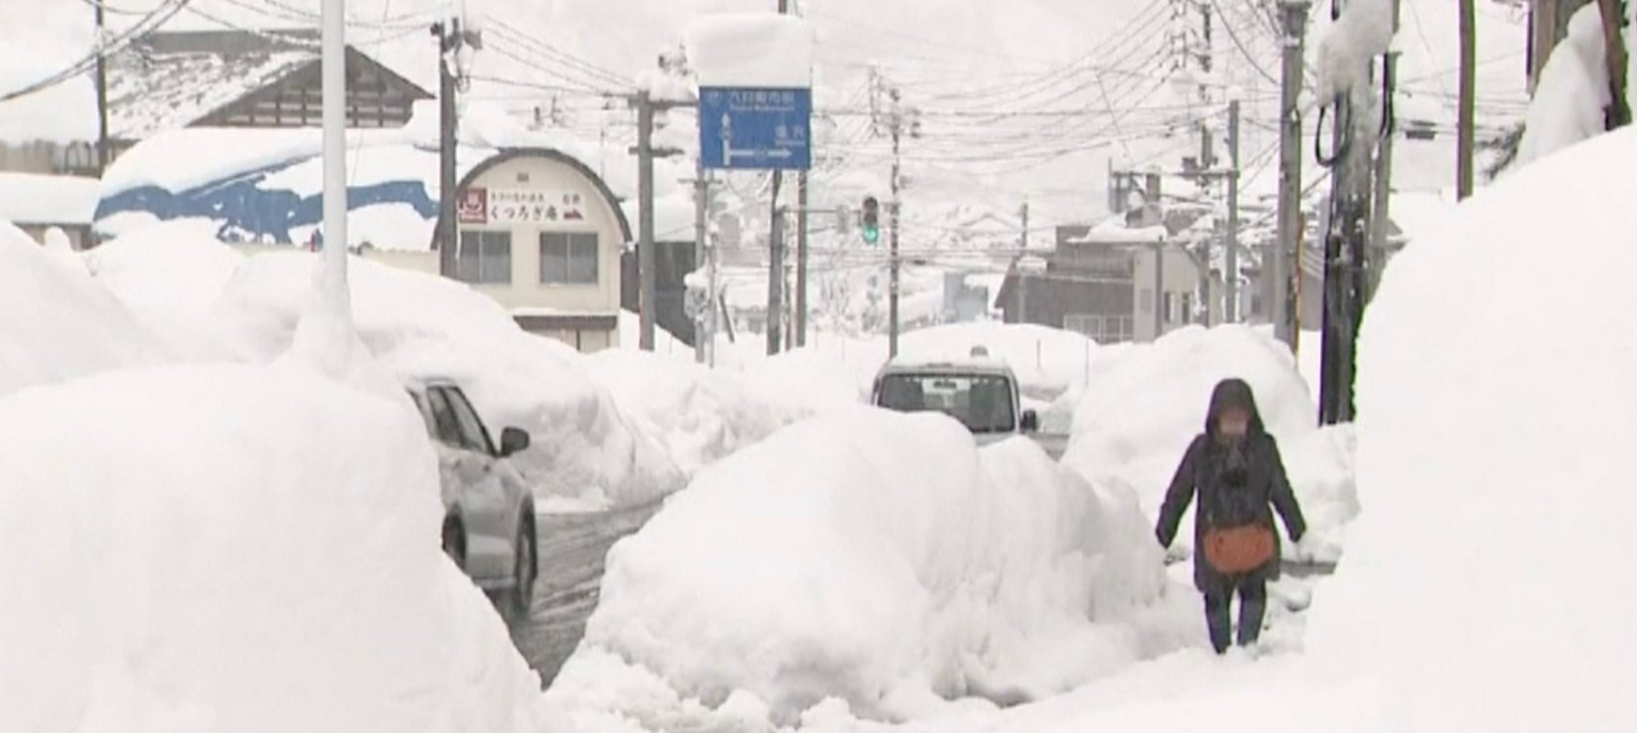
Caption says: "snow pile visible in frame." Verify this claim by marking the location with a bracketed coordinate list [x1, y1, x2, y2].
[1063, 326, 1355, 559]
[1513, 4, 1636, 170]
[686, 13, 815, 88]
[216, 252, 684, 509]
[1303, 122, 1637, 732]
[585, 348, 813, 478]
[0, 172, 100, 225]
[1315, 0, 1396, 102]
[84, 228, 682, 509]
[0, 220, 166, 396]
[549, 410, 1195, 728]
[0, 35, 96, 144]
[0, 363, 547, 733]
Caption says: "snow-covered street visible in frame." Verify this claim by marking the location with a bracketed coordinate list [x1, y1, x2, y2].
[5, 0, 1635, 731]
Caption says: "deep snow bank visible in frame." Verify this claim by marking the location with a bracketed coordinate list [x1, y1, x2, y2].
[1302, 123, 1637, 733]
[0, 220, 166, 396]
[0, 364, 545, 733]
[84, 232, 683, 508]
[548, 410, 1194, 728]
[586, 348, 813, 478]
[1063, 326, 1355, 558]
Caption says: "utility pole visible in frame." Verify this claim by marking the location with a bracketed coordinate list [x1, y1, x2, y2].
[796, 169, 810, 347]
[693, 162, 711, 364]
[768, 175, 785, 355]
[1371, 0, 1402, 295]
[1458, 0, 1477, 200]
[1598, 0, 1631, 128]
[636, 91, 658, 350]
[889, 117, 902, 358]
[93, 0, 109, 176]
[433, 19, 460, 278]
[1273, 0, 1310, 347]
[1226, 98, 1241, 323]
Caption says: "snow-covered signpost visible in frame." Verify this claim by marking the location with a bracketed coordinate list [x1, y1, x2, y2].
[687, 15, 814, 356]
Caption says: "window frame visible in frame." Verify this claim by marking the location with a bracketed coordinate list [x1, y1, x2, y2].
[456, 229, 513, 285]
[539, 231, 600, 285]
[436, 387, 496, 456]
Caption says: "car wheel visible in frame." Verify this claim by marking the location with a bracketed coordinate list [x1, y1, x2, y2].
[441, 516, 466, 570]
[505, 516, 537, 621]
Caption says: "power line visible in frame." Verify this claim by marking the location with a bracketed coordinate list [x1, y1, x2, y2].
[0, 0, 194, 103]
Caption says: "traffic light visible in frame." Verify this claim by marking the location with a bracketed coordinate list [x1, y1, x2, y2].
[860, 196, 880, 244]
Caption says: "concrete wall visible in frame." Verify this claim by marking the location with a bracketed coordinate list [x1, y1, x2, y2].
[1132, 246, 1221, 342]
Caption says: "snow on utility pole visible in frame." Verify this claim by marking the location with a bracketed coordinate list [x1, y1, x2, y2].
[1316, 0, 1390, 425]
[1273, 0, 1310, 348]
[1458, 0, 1476, 200]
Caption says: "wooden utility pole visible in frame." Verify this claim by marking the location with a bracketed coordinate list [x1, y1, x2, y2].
[1273, 0, 1310, 347]
[1599, 0, 1631, 127]
[434, 19, 460, 278]
[1458, 0, 1477, 200]
[636, 90, 658, 351]
[1371, 0, 1402, 294]
[94, 0, 109, 176]
[1225, 99, 1241, 323]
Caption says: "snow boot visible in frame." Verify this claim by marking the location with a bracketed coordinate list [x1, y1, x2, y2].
[1237, 582, 1268, 647]
[1205, 592, 1232, 654]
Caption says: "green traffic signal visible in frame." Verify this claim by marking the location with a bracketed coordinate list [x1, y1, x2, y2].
[861, 195, 880, 245]
[862, 224, 880, 244]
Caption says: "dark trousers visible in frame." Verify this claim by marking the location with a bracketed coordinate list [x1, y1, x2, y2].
[1204, 579, 1267, 654]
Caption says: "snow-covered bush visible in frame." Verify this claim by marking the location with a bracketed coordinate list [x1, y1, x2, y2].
[547, 409, 1195, 728]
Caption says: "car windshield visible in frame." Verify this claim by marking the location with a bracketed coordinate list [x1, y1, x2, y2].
[876, 373, 1017, 433]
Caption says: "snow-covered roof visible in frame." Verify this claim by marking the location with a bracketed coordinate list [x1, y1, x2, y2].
[1067, 217, 1167, 246]
[107, 30, 322, 141]
[0, 173, 100, 226]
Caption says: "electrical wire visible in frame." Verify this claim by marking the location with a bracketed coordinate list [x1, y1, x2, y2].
[1, 0, 194, 103]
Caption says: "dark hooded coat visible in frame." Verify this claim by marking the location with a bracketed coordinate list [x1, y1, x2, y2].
[1155, 379, 1308, 593]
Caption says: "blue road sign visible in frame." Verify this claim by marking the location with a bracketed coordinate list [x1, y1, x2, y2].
[699, 87, 811, 171]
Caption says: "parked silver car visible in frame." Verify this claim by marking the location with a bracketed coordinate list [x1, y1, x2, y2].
[406, 380, 537, 618]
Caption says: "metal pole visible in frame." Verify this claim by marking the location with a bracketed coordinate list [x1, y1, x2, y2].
[637, 91, 657, 351]
[321, 0, 348, 296]
[1598, 0, 1631, 127]
[796, 171, 809, 347]
[889, 124, 901, 358]
[94, 1, 109, 177]
[1153, 242, 1164, 339]
[1457, 0, 1477, 200]
[1226, 98, 1241, 323]
[1274, 0, 1310, 347]
[767, 177, 784, 356]
[708, 171, 721, 367]
[436, 20, 459, 278]
[694, 161, 710, 364]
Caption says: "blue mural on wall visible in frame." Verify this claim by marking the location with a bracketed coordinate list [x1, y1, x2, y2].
[95, 159, 439, 245]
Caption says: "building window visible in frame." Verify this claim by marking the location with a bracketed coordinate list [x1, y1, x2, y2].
[540, 232, 599, 284]
[1181, 292, 1195, 323]
[1103, 315, 1134, 343]
[1162, 292, 1176, 323]
[458, 230, 512, 284]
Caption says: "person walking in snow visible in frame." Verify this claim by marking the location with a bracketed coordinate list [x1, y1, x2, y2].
[1155, 378, 1307, 654]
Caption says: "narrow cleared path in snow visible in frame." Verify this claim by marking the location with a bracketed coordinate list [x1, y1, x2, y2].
[503, 501, 663, 688]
